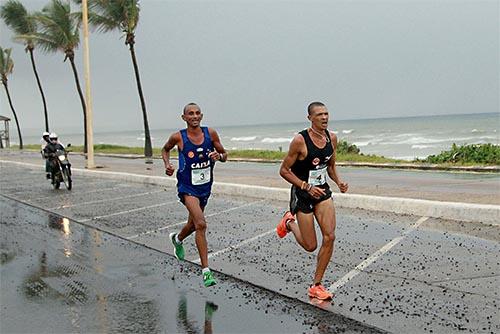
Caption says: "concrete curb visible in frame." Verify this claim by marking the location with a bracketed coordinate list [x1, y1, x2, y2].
[2, 159, 499, 225]
[87, 153, 499, 173]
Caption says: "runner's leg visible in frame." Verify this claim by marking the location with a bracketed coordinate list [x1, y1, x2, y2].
[288, 211, 318, 252]
[312, 199, 336, 284]
[182, 195, 209, 268]
[178, 213, 196, 242]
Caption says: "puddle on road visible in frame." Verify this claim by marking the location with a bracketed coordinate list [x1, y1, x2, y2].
[0, 197, 383, 333]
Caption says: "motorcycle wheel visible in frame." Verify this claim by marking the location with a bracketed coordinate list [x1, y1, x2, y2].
[62, 168, 72, 190]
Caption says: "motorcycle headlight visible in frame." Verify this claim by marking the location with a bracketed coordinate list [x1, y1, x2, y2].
[58, 155, 66, 162]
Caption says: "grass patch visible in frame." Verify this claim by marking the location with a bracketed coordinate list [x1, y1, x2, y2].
[337, 153, 402, 163]
[225, 149, 286, 160]
[14, 142, 499, 166]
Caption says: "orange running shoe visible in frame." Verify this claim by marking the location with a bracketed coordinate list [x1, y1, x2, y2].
[308, 284, 333, 300]
[276, 211, 294, 238]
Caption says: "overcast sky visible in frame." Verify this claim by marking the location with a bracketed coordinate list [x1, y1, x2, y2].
[1, 0, 498, 133]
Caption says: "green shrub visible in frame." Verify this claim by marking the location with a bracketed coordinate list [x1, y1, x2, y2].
[336, 140, 360, 155]
[424, 143, 500, 165]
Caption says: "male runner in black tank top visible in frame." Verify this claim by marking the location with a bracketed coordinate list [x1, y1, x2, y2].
[277, 101, 348, 301]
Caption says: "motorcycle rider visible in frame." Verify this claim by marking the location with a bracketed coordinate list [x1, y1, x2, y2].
[41, 132, 51, 179]
[43, 133, 66, 183]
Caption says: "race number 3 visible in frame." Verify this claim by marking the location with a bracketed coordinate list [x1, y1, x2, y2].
[192, 167, 211, 185]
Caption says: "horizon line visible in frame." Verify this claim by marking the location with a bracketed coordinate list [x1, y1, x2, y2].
[19, 111, 499, 134]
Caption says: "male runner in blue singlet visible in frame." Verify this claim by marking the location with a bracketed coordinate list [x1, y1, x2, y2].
[162, 103, 227, 287]
[277, 102, 348, 300]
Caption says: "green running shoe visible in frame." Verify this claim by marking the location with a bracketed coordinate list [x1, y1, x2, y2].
[203, 270, 217, 287]
[169, 233, 185, 260]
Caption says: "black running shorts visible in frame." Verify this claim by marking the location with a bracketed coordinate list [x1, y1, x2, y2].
[289, 185, 332, 214]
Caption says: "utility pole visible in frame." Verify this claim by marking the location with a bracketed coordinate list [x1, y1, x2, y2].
[82, 0, 95, 168]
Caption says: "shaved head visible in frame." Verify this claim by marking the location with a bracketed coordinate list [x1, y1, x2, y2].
[307, 101, 326, 115]
[183, 103, 200, 114]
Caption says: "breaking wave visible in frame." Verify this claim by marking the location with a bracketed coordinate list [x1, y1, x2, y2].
[231, 136, 257, 142]
[261, 137, 293, 143]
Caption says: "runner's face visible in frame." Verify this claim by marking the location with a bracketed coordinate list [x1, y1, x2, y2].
[308, 106, 329, 130]
[182, 106, 203, 127]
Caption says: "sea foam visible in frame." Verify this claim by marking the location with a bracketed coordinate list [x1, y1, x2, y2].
[231, 136, 257, 141]
[261, 137, 293, 143]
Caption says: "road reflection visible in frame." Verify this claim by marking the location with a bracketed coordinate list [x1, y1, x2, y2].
[177, 293, 218, 334]
[21, 214, 162, 332]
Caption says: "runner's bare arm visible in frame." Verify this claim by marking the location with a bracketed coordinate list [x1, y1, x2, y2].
[280, 135, 326, 199]
[327, 132, 348, 193]
[279, 135, 305, 187]
[208, 128, 228, 162]
[162, 132, 181, 176]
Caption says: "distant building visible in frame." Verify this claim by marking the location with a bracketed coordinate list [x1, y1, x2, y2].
[0, 115, 10, 148]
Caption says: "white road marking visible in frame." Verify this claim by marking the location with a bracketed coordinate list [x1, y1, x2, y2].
[79, 200, 179, 222]
[192, 227, 276, 264]
[328, 216, 429, 294]
[127, 199, 265, 239]
[49, 189, 164, 210]
[27, 185, 129, 201]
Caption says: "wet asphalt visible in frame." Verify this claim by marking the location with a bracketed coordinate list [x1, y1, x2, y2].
[1, 164, 499, 333]
[2, 150, 500, 205]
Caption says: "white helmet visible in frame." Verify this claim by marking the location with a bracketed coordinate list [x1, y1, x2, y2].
[49, 132, 58, 139]
[42, 131, 49, 137]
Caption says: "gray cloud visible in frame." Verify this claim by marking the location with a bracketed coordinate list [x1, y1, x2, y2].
[1, 0, 498, 134]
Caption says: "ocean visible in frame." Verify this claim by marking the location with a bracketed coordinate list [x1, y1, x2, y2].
[14, 113, 500, 161]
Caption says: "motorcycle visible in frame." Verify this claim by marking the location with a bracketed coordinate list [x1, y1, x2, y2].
[48, 144, 72, 190]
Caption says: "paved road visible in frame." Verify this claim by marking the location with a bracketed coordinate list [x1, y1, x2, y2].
[1, 197, 379, 334]
[1, 150, 499, 204]
[1, 164, 499, 333]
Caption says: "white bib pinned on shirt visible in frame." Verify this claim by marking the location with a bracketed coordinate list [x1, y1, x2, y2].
[192, 167, 211, 185]
[308, 166, 327, 186]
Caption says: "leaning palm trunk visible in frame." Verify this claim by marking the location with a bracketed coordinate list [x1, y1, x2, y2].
[66, 51, 87, 154]
[127, 36, 152, 160]
[28, 46, 49, 132]
[2, 82, 23, 149]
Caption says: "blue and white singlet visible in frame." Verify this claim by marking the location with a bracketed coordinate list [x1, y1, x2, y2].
[176, 127, 214, 197]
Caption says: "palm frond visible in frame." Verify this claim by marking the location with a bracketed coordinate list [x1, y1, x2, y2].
[86, 0, 140, 35]
[0, 0, 38, 47]
[0, 0, 37, 35]
[30, 0, 80, 54]
[0, 46, 14, 79]
[19, 33, 60, 53]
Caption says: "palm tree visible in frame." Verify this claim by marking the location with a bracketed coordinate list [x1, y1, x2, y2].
[0, 46, 23, 149]
[84, 0, 152, 161]
[1, 0, 50, 132]
[25, 0, 88, 153]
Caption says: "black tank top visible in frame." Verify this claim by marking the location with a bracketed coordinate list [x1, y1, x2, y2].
[291, 129, 334, 188]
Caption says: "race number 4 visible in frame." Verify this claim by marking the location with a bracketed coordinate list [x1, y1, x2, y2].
[308, 167, 327, 186]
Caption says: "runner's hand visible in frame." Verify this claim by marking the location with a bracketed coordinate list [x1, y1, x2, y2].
[208, 150, 221, 161]
[308, 186, 326, 199]
[338, 182, 348, 193]
[165, 163, 175, 176]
